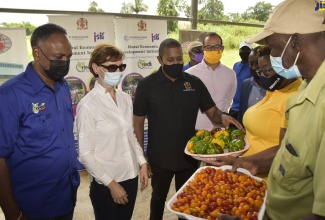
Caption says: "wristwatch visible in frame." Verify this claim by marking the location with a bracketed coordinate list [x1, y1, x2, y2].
[219, 111, 229, 116]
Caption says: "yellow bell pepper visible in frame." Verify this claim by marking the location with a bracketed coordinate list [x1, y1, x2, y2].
[196, 130, 204, 137]
[211, 138, 225, 150]
[221, 130, 230, 137]
[213, 130, 229, 139]
[187, 141, 194, 150]
[213, 131, 222, 139]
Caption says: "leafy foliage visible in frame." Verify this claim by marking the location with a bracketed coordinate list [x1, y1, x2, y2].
[120, 0, 149, 14]
[198, 0, 224, 20]
[242, 1, 273, 22]
[88, 1, 104, 12]
[157, 0, 182, 33]
[172, 23, 262, 49]
[0, 22, 36, 36]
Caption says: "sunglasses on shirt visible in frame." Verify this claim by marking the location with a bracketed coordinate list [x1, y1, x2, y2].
[100, 64, 127, 72]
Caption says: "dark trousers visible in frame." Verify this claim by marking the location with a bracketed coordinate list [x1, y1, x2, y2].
[90, 176, 138, 220]
[28, 211, 74, 220]
[149, 161, 197, 220]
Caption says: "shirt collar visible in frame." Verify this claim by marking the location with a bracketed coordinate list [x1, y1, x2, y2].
[93, 80, 108, 94]
[240, 62, 249, 66]
[250, 77, 260, 87]
[25, 62, 48, 94]
[201, 60, 222, 70]
[156, 66, 186, 83]
[277, 78, 302, 93]
[295, 61, 325, 105]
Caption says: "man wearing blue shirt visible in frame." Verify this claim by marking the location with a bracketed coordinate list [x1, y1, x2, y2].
[0, 23, 80, 220]
[182, 41, 203, 72]
[229, 40, 253, 119]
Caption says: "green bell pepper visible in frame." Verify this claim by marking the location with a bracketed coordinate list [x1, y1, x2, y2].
[193, 140, 209, 154]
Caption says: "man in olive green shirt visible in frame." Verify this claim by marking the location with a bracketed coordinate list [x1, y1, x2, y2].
[210, 0, 325, 219]
[264, 61, 325, 219]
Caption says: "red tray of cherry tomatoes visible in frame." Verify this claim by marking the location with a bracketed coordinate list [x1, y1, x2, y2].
[166, 165, 267, 220]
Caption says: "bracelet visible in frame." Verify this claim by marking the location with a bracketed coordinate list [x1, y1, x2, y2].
[17, 211, 22, 220]
[217, 109, 229, 117]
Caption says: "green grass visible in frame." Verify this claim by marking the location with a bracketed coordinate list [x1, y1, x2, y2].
[221, 49, 240, 69]
[172, 23, 262, 69]
[169, 23, 262, 50]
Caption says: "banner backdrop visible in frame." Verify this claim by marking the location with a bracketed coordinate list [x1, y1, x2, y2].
[48, 15, 115, 97]
[49, 16, 166, 163]
[49, 15, 115, 170]
[0, 28, 29, 85]
[115, 18, 167, 101]
[115, 18, 167, 154]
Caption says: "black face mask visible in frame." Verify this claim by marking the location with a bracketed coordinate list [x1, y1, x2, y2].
[260, 73, 285, 91]
[239, 51, 251, 62]
[38, 47, 70, 81]
[163, 63, 183, 79]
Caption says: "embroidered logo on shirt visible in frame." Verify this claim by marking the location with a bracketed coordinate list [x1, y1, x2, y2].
[32, 103, 46, 114]
[183, 82, 195, 92]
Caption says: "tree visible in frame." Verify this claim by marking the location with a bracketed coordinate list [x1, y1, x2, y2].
[183, 5, 191, 18]
[198, 0, 224, 20]
[120, 0, 149, 14]
[225, 13, 240, 22]
[88, 1, 104, 12]
[0, 22, 36, 36]
[157, 0, 187, 33]
[244, 1, 273, 22]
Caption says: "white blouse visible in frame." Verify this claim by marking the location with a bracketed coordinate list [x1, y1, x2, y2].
[76, 81, 146, 186]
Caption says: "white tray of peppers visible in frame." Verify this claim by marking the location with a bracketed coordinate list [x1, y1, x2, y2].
[184, 128, 249, 160]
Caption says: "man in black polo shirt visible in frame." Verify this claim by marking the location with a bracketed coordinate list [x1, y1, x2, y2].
[133, 38, 243, 220]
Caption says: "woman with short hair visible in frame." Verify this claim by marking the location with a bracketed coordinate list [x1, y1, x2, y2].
[76, 43, 148, 220]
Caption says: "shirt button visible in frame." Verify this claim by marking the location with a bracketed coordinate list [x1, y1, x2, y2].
[68, 145, 70, 148]
[62, 128, 65, 131]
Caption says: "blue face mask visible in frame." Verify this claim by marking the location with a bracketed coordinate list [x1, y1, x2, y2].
[270, 36, 302, 79]
[102, 71, 123, 87]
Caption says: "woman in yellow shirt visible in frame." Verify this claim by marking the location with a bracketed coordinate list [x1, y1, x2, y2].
[243, 46, 302, 156]
[205, 46, 302, 175]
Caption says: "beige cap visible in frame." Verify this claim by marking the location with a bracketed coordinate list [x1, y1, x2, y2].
[187, 41, 203, 53]
[247, 0, 325, 44]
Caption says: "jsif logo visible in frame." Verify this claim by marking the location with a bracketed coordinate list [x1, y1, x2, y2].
[94, 32, 105, 42]
[315, 1, 325, 11]
[151, 33, 159, 42]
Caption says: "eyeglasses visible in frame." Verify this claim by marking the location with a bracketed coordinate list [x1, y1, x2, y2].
[190, 48, 203, 54]
[203, 45, 224, 51]
[256, 67, 273, 77]
[100, 64, 126, 72]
